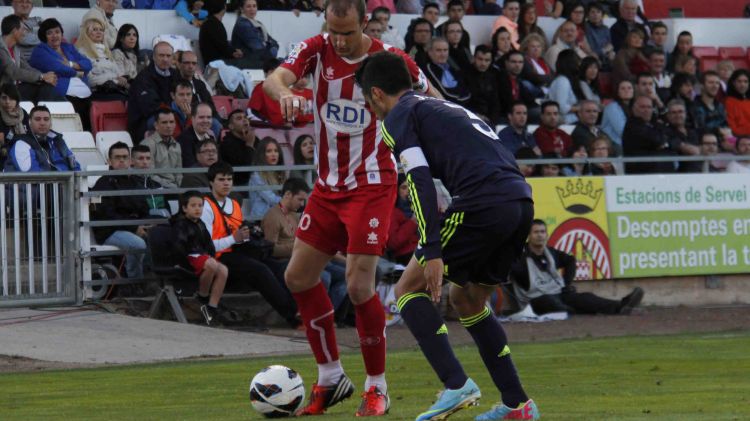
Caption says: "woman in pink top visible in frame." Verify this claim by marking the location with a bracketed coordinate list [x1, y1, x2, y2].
[492, 0, 521, 50]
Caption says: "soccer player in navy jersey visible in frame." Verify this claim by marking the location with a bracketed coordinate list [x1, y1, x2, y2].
[355, 51, 541, 421]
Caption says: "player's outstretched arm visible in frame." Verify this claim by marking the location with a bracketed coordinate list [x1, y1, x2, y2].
[263, 67, 306, 122]
[425, 83, 444, 100]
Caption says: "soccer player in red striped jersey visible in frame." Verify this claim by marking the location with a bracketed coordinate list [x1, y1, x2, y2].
[263, 0, 441, 416]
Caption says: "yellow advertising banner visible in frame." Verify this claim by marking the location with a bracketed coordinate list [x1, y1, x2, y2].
[528, 177, 612, 280]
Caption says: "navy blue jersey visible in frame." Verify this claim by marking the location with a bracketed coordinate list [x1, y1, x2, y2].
[381, 91, 532, 261]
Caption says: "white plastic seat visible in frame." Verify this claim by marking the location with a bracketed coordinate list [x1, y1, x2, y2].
[560, 124, 576, 135]
[63, 131, 105, 169]
[96, 131, 134, 161]
[39, 101, 76, 114]
[20, 101, 34, 114]
[51, 114, 83, 132]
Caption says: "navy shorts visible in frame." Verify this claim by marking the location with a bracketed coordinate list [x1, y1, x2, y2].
[414, 200, 534, 287]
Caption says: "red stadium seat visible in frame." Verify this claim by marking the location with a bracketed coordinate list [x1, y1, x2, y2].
[212, 95, 233, 119]
[90, 101, 128, 135]
[693, 46, 719, 72]
[719, 47, 748, 70]
[598, 71, 614, 99]
[233, 98, 249, 111]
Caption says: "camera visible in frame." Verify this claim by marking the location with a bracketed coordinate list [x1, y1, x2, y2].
[240, 220, 265, 240]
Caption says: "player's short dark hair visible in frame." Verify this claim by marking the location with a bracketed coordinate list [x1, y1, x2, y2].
[108, 141, 130, 159]
[1, 14, 22, 36]
[131, 144, 151, 155]
[474, 45, 492, 56]
[179, 190, 204, 210]
[207, 161, 234, 182]
[447, 0, 464, 10]
[355, 51, 412, 98]
[422, 2, 439, 14]
[282, 177, 311, 196]
[531, 219, 546, 227]
[325, 0, 366, 22]
[540, 101, 559, 113]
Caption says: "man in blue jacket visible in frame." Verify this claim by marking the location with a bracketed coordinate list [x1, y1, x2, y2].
[6, 105, 80, 172]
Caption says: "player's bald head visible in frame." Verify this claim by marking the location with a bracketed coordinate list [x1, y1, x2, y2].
[325, 0, 366, 22]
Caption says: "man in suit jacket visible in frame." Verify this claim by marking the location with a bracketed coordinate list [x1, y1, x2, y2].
[177, 103, 216, 168]
[128, 42, 178, 144]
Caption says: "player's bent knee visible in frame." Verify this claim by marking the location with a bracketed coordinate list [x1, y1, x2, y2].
[346, 280, 375, 305]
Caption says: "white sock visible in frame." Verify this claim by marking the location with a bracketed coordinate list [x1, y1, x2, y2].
[317, 360, 344, 387]
[365, 373, 387, 394]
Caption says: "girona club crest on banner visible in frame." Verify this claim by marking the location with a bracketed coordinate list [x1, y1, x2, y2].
[548, 218, 612, 280]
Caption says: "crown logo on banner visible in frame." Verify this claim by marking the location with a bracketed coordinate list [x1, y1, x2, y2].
[555, 179, 603, 214]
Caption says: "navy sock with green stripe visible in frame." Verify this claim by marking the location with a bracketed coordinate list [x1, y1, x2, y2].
[461, 307, 528, 408]
[398, 292, 468, 390]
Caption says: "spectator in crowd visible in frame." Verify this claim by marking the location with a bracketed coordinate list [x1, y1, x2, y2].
[396, 0, 420, 14]
[692, 71, 730, 135]
[698, 131, 723, 173]
[249, 59, 314, 126]
[232, 0, 279, 69]
[386, 174, 418, 266]
[622, 95, 676, 174]
[128, 41, 177, 144]
[130, 144, 171, 217]
[635, 72, 665, 117]
[367, 0, 397, 13]
[663, 99, 701, 173]
[91, 142, 152, 280]
[510, 219, 644, 316]
[29, 18, 93, 127]
[261, 177, 310, 260]
[534, 101, 573, 156]
[249, 136, 286, 220]
[568, 3, 595, 57]
[405, 18, 433, 69]
[364, 20, 383, 40]
[112, 24, 145, 82]
[667, 31, 694, 74]
[589, 135, 619, 175]
[178, 103, 216, 168]
[515, 146, 538, 177]
[182, 139, 219, 188]
[725, 69, 750, 136]
[648, 50, 671, 104]
[175, 0, 209, 26]
[585, 1, 614, 69]
[172, 190, 229, 325]
[444, 21, 472, 74]
[517, 2, 546, 41]
[201, 161, 299, 326]
[601, 79, 633, 153]
[726, 137, 750, 173]
[421, 3, 440, 28]
[612, 28, 649, 88]
[0, 15, 60, 103]
[498, 50, 539, 121]
[75, 18, 129, 101]
[669, 72, 697, 128]
[11, 0, 42, 62]
[220, 109, 256, 185]
[169, 79, 195, 136]
[82, 0, 118, 50]
[0, 83, 30, 167]
[578, 56, 601, 103]
[438, 1, 471, 50]
[644, 20, 668, 56]
[610, 0, 648, 52]
[498, 101, 541, 156]
[422, 37, 471, 107]
[562, 144, 592, 176]
[6, 105, 80, 172]
[545, 20, 588, 73]
[200, 0, 244, 66]
[571, 100, 604, 149]
[490, 27, 514, 66]
[176, 51, 214, 108]
[548, 49, 584, 124]
[289, 134, 316, 183]
[141, 108, 183, 187]
[535, 155, 562, 177]
[371, 7, 404, 50]
[716, 60, 734, 100]
[674, 55, 699, 81]
[492, 0, 521, 50]
[467, 45, 501, 125]
[520, 33, 553, 93]
[476, 0, 502, 16]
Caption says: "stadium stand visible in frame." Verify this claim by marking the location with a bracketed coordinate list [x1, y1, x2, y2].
[63, 131, 105, 169]
[90, 101, 129, 134]
[42, 102, 84, 133]
[96, 131, 134, 161]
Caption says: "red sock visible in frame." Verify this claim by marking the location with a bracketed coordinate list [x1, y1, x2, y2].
[355, 294, 386, 376]
[293, 282, 339, 364]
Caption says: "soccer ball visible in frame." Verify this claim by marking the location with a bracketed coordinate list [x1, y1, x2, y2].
[249, 365, 305, 418]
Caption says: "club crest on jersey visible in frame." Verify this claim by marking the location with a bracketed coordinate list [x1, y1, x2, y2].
[321, 99, 371, 134]
[286, 41, 307, 64]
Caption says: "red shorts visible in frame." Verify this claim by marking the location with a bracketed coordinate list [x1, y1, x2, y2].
[187, 255, 210, 275]
[296, 184, 396, 256]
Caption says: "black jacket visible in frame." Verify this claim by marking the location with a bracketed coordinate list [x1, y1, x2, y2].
[496, 70, 536, 115]
[128, 62, 177, 143]
[622, 117, 676, 174]
[91, 174, 152, 244]
[510, 246, 577, 293]
[177, 128, 214, 168]
[610, 19, 649, 52]
[467, 67, 501, 125]
[422, 61, 471, 107]
[220, 132, 255, 185]
[171, 213, 215, 266]
[199, 15, 235, 65]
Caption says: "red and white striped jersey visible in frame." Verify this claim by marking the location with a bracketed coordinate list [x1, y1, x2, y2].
[281, 34, 429, 191]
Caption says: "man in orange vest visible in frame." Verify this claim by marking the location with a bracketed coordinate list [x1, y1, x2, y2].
[199, 161, 299, 326]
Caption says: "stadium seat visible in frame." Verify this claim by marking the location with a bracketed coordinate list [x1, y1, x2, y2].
[39, 101, 75, 114]
[718, 47, 748, 70]
[233, 97, 249, 111]
[279, 142, 294, 166]
[212, 95, 234, 119]
[527, 124, 539, 133]
[90, 101, 128, 134]
[85, 164, 109, 189]
[41, 101, 83, 132]
[560, 125, 575, 135]
[286, 125, 315, 146]
[20, 101, 34, 114]
[693, 46, 720, 72]
[243, 69, 265, 85]
[63, 131, 106, 169]
[254, 127, 289, 144]
[96, 131, 134, 161]
[598, 71, 614, 99]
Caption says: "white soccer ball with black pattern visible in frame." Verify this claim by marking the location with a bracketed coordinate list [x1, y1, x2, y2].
[249, 365, 305, 418]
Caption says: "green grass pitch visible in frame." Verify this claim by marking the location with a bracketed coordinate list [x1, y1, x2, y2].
[2, 333, 749, 420]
